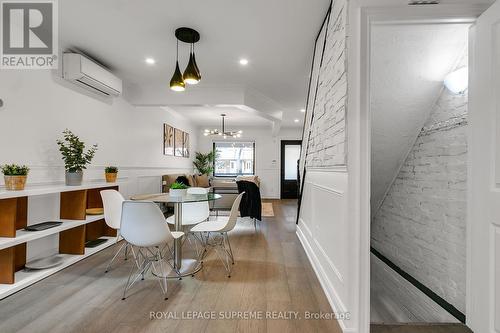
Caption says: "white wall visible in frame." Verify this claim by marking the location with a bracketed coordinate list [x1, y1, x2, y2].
[0, 68, 199, 264]
[372, 85, 468, 313]
[0, 69, 198, 196]
[297, 1, 360, 331]
[197, 126, 301, 199]
[370, 24, 469, 214]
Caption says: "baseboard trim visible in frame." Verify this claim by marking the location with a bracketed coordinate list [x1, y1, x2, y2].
[370, 247, 466, 323]
[296, 224, 355, 332]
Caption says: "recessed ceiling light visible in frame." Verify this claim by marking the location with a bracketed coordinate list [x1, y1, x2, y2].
[145, 57, 156, 65]
[300, 108, 306, 113]
[294, 119, 299, 123]
[239, 58, 249, 66]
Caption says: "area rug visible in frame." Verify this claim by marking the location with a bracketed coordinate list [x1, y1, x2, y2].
[213, 201, 274, 217]
[261, 202, 274, 217]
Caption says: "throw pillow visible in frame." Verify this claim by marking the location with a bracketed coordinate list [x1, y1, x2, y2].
[185, 174, 196, 187]
[195, 174, 210, 187]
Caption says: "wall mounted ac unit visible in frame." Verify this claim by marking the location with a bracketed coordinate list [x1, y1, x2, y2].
[63, 53, 122, 97]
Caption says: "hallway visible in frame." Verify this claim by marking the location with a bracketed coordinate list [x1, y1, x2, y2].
[0, 200, 341, 333]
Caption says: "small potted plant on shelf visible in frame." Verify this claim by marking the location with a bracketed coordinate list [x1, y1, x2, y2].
[56, 129, 98, 186]
[169, 181, 188, 197]
[104, 166, 118, 183]
[1, 164, 30, 191]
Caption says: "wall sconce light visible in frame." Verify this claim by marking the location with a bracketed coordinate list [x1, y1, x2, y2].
[444, 67, 468, 94]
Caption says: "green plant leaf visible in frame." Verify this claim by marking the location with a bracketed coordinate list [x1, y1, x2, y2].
[56, 129, 98, 172]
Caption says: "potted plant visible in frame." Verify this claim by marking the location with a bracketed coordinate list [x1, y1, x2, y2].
[169, 181, 188, 197]
[193, 151, 216, 176]
[56, 129, 98, 186]
[1, 164, 30, 191]
[104, 166, 118, 183]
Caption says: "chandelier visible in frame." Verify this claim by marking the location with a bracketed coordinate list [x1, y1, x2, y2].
[204, 114, 243, 139]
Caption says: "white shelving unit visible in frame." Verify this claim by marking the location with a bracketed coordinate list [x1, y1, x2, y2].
[0, 236, 117, 299]
[0, 182, 121, 200]
[0, 182, 120, 300]
[0, 215, 104, 250]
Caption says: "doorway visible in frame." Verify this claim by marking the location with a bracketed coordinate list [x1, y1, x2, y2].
[369, 21, 470, 328]
[280, 140, 301, 199]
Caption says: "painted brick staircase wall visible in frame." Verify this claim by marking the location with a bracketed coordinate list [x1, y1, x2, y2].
[371, 79, 468, 312]
[304, 0, 347, 168]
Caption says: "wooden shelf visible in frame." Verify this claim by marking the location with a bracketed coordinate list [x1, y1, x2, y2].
[0, 183, 120, 291]
[0, 236, 117, 299]
[0, 215, 105, 250]
[0, 197, 27, 237]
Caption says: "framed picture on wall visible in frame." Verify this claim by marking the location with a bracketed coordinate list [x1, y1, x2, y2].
[174, 128, 184, 157]
[183, 132, 190, 158]
[163, 124, 174, 155]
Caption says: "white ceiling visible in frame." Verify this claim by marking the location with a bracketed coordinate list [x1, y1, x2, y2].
[59, 0, 330, 128]
[371, 23, 469, 215]
[166, 105, 273, 127]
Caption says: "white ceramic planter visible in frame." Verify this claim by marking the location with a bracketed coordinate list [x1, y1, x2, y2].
[169, 188, 187, 197]
[65, 171, 83, 186]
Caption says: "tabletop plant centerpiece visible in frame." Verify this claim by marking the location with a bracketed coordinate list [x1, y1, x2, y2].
[57, 129, 98, 186]
[1, 164, 30, 191]
[169, 181, 188, 197]
[104, 166, 118, 183]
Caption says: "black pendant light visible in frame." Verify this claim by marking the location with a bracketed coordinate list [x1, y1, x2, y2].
[183, 43, 201, 84]
[170, 39, 185, 92]
[170, 27, 201, 91]
[192, 45, 201, 79]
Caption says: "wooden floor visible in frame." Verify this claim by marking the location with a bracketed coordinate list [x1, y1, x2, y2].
[0, 200, 341, 333]
[370, 254, 458, 324]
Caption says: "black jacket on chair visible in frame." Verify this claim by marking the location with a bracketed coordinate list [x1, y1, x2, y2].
[236, 180, 262, 221]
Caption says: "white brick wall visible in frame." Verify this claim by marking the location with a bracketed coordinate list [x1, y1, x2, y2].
[305, 0, 348, 168]
[371, 86, 468, 312]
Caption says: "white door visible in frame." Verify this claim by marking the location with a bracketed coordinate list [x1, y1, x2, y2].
[469, 2, 500, 332]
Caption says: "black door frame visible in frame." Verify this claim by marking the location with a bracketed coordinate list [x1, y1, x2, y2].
[280, 140, 302, 199]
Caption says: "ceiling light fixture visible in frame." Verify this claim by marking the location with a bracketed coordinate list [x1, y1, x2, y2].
[294, 119, 299, 123]
[145, 57, 156, 65]
[170, 27, 201, 91]
[203, 114, 243, 139]
[183, 43, 201, 84]
[170, 39, 185, 91]
[239, 58, 249, 66]
[300, 108, 305, 113]
[444, 67, 468, 94]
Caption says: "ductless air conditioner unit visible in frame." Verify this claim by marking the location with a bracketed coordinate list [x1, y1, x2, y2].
[63, 53, 122, 97]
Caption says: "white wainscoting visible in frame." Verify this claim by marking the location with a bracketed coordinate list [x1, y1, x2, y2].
[297, 168, 355, 332]
[495, 226, 500, 332]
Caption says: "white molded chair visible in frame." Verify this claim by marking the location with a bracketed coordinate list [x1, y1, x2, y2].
[120, 200, 184, 300]
[190, 192, 244, 277]
[165, 187, 210, 226]
[166, 187, 210, 254]
[100, 190, 128, 273]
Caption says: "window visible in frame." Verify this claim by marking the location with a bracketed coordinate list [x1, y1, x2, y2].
[213, 141, 255, 177]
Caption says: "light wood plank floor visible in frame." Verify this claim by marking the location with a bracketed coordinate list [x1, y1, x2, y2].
[370, 254, 459, 324]
[0, 200, 341, 333]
